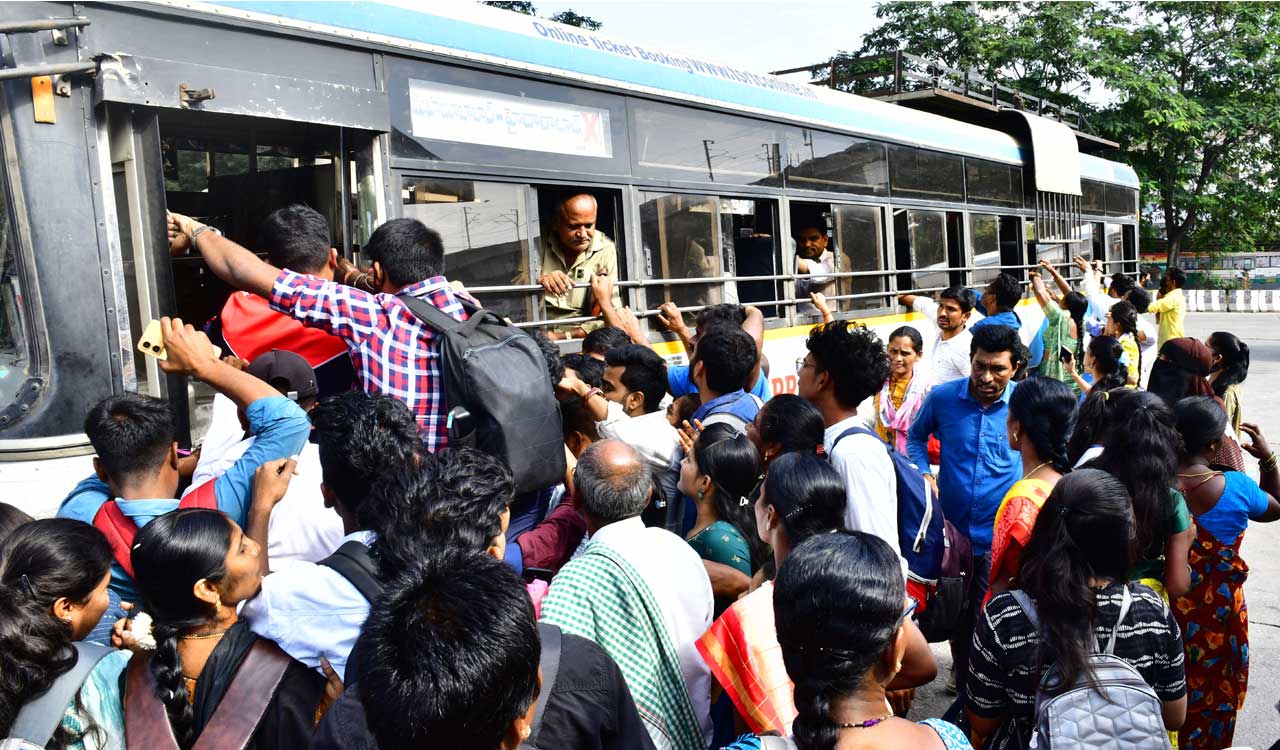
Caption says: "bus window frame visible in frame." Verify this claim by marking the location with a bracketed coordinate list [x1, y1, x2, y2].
[783, 198, 895, 322]
[0, 99, 51, 430]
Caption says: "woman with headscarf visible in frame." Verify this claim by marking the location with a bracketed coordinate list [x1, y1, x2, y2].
[1148, 338, 1246, 471]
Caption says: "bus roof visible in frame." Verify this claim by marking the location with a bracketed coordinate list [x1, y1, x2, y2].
[197, 0, 1139, 188]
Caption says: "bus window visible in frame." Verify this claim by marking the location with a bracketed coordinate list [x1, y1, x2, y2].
[970, 213, 1001, 285]
[833, 204, 887, 312]
[533, 186, 628, 328]
[722, 199, 780, 318]
[894, 209, 948, 293]
[640, 192, 724, 311]
[402, 178, 533, 323]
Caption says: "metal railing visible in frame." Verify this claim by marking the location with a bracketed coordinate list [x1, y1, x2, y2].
[771, 50, 1092, 133]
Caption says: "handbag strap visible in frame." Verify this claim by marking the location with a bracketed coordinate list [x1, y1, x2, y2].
[8, 642, 114, 747]
[1102, 585, 1133, 656]
[125, 639, 293, 750]
[524, 623, 563, 746]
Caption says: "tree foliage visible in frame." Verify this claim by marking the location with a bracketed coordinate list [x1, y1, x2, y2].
[481, 2, 603, 29]
[827, 2, 1280, 263]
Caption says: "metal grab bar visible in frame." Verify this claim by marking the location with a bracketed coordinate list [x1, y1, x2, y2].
[0, 61, 97, 81]
[0, 16, 90, 34]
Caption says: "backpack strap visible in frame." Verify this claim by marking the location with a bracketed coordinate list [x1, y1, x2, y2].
[1009, 590, 1041, 634]
[317, 541, 384, 604]
[397, 292, 466, 333]
[1102, 585, 1133, 656]
[93, 487, 220, 581]
[526, 623, 564, 746]
[124, 654, 180, 750]
[830, 425, 877, 452]
[191, 640, 292, 750]
[699, 411, 748, 431]
[125, 639, 293, 750]
[8, 642, 114, 747]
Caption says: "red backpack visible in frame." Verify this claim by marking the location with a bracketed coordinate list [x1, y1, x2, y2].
[91, 481, 218, 579]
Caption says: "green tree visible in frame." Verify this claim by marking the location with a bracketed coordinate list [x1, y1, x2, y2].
[1090, 2, 1280, 263]
[826, 1, 1280, 264]
[481, 1, 603, 29]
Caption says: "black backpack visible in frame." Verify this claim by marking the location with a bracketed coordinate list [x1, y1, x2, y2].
[398, 295, 566, 494]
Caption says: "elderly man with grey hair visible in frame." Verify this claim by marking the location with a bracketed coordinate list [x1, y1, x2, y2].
[540, 440, 714, 750]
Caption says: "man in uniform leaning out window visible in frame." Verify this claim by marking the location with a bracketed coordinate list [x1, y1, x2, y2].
[538, 193, 623, 340]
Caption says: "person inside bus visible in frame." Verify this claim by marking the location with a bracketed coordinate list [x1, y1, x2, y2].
[200, 204, 357, 400]
[537, 193, 623, 340]
[168, 211, 469, 451]
[57, 318, 310, 643]
[793, 222, 835, 316]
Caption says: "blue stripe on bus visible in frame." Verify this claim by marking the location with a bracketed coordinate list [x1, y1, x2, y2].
[215, 1, 1139, 189]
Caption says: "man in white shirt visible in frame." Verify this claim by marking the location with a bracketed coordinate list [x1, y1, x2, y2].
[797, 320, 906, 578]
[188, 350, 343, 570]
[540, 440, 715, 747]
[241, 391, 423, 680]
[898, 285, 975, 384]
[794, 223, 836, 315]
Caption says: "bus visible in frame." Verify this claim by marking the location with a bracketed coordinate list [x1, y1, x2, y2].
[0, 1, 1140, 515]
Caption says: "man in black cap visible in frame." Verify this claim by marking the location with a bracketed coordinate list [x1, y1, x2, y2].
[189, 349, 343, 571]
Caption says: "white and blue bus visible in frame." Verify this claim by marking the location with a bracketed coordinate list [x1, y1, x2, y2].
[0, 1, 1140, 513]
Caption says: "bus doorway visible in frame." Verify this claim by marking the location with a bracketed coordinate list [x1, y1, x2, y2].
[106, 105, 380, 442]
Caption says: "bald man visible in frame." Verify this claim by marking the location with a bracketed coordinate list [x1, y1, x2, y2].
[538, 194, 622, 338]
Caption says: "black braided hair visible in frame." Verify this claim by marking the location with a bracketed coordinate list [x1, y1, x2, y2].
[1064, 291, 1088, 374]
[131, 509, 232, 750]
[1109, 301, 1142, 381]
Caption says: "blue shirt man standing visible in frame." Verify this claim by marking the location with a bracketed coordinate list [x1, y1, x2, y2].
[907, 322, 1024, 699]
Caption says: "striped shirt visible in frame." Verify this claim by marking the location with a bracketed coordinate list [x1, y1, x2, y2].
[967, 582, 1186, 750]
[270, 270, 467, 450]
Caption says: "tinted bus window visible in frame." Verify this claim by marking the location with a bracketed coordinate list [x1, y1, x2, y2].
[388, 59, 629, 177]
[640, 192, 725, 310]
[1082, 179, 1106, 215]
[783, 129, 888, 196]
[889, 146, 964, 201]
[1105, 185, 1137, 218]
[902, 209, 949, 291]
[832, 205, 887, 311]
[402, 178, 534, 323]
[970, 213, 1001, 285]
[965, 159, 1023, 208]
[631, 102, 783, 186]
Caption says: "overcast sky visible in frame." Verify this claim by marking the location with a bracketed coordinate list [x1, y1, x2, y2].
[494, 1, 881, 76]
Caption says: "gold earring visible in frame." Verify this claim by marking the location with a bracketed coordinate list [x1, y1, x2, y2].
[520, 726, 531, 740]
[1011, 430, 1018, 443]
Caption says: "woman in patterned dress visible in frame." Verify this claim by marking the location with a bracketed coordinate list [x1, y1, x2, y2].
[1172, 397, 1280, 749]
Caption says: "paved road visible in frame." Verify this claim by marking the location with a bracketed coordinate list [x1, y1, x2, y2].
[909, 312, 1280, 748]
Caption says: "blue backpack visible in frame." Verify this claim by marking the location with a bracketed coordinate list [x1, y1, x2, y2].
[831, 426, 946, 585]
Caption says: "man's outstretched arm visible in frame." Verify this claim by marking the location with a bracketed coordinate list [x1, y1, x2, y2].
[170, 212, 280, 298]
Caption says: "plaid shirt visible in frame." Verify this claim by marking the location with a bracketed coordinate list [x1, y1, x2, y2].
[270, 270, 467, 450]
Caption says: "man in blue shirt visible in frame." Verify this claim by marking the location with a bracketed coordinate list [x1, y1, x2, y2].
[907, 322, 1024, 697]
[688, 324, 763, 428]
[657, 302, 771, 401]
[970, 272, 1023, 333]
[59, 318, 310, 639]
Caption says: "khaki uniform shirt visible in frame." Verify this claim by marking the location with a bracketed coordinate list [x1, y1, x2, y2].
[541, 231, 622, 332]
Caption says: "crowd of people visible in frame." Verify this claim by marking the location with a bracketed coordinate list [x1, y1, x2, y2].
[0, 202, 1274, 750]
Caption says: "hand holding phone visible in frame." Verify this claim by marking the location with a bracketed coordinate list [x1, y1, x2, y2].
[137, 318, 221, 371]
[1059, 346, 1073, 365]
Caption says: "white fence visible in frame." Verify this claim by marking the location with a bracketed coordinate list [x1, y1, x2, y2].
[1187, 289, 1280, 312]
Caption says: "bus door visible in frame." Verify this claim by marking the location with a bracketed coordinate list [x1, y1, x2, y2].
[788, 201, 889, 320]
[103, 104, 382, 443]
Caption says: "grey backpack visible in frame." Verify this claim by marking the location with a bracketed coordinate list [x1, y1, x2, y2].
[1011, 586, 1171, 750]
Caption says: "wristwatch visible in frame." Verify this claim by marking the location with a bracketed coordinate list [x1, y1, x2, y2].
[191, 224, 223, 242]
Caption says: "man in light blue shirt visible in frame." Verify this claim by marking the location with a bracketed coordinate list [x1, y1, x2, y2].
[658, 301, 772, 402]
[969, 273, 1023, 334]
[59, 319, 310, 641]
[240, 390, 423, 680]
[907, 322, 1024, 698]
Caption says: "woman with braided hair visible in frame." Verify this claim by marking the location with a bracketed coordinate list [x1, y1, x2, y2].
[985, 377, 1077, 603]
[1064, 335, 1129, 398]
[123, 508, 324, 750]
[720, 531, 969, 750]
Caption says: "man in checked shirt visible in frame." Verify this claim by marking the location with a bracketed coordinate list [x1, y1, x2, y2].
[168, 212, 468, 451]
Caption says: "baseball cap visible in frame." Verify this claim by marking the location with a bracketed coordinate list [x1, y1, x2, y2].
[247, 349, 319, 402]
